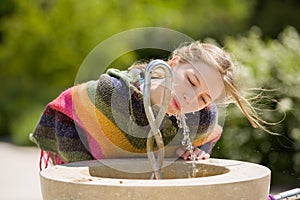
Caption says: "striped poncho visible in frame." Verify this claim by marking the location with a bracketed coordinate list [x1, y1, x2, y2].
[31, 68, 221, 163]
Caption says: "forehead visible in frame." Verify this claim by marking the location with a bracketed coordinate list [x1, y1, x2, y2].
[179, 61, 224, 101]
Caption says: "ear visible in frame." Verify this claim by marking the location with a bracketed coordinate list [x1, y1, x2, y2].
[168, 56, 180, 67]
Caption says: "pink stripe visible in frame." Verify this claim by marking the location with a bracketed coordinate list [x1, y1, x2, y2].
[48, 86, 105, 159]
[49, 88, 74, 119]
[72, 111, 105, 159]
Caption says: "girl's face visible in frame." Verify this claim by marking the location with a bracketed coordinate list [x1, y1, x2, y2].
[150, 57, 224, 115]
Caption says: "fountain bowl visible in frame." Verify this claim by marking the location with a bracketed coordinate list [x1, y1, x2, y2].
[40, 158, 271, 200]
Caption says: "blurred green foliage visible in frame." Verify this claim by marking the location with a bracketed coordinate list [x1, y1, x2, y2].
[0, 0, 299, 188]
[0, 0, 256, 142]
[212, 26, 300, 188]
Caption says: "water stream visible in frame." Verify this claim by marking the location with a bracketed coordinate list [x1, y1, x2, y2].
[176, 114, 199, 177]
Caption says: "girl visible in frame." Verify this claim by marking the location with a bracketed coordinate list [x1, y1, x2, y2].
[31, 41, 261, 168]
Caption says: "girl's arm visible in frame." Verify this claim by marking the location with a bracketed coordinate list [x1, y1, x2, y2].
[176, 103, 222, 160]
[176, 124, 222, 160]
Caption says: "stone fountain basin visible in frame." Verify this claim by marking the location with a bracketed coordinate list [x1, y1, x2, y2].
[89, 158, 229, 179]
[40, 158, 271, 200]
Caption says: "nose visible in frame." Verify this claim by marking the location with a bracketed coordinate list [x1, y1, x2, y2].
[183, 90, 199, 103]
[183, 91, 211, 107]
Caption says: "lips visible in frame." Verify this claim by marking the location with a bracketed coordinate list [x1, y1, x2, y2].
[172, 97, 181, 111]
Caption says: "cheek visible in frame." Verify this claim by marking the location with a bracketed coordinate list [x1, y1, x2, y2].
[172, 78, 190, 94]
[171, 85, 186, 101]
[172, 73, 185, 86]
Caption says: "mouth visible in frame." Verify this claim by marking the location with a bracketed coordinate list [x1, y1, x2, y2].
[172, 97, 181, 111]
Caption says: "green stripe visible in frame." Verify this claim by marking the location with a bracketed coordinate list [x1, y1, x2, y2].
[34, 125, 57, 140]
[34, 137, 59, 153]
[59, 151, 93, 162]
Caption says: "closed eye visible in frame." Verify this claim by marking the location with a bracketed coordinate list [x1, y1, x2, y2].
[187, 75, 198, 87]
[188, 77, 196, 87]
[201, 95, 206, 104]
[200, 93, 212, 105]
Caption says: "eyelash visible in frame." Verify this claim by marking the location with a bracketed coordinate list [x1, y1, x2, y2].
[188, 77, 196, 87]
[201, 95, 206, 104]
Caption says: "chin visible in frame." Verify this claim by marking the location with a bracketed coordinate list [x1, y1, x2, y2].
[166, 108, 178, 116]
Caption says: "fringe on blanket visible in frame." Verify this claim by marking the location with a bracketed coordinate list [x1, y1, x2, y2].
[39, 150, 65, 171]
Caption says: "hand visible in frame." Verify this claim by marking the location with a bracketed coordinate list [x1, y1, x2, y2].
[176, 146, 210, 160]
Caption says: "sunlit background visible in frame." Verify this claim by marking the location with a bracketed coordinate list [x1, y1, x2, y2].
[0, 0, 299, 197]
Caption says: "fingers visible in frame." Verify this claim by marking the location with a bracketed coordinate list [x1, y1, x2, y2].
[197, 152, 210, 160]
[176, 147, 210, 160]
[193, 148, 210, 160]
[176, 147, 186, 157]
[176, 147, 191, 160]
[182, 150, 192, 160]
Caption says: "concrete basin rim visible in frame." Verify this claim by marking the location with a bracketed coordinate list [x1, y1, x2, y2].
[39, 158, 271, 187]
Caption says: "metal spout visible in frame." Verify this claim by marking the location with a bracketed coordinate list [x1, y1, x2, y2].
[143, 59, 172, 179]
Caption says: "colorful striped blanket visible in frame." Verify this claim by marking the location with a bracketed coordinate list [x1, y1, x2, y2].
[31, 69, 220, 163]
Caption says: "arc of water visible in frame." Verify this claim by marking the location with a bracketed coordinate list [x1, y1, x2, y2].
[143, 60, 172, 180]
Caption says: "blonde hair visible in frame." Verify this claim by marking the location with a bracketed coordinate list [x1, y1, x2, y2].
[130, 41, 268, 130]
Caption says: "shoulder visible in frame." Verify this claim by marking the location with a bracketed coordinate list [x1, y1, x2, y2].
[198, 104, 218, 121]
[186, 104, 218, 122]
